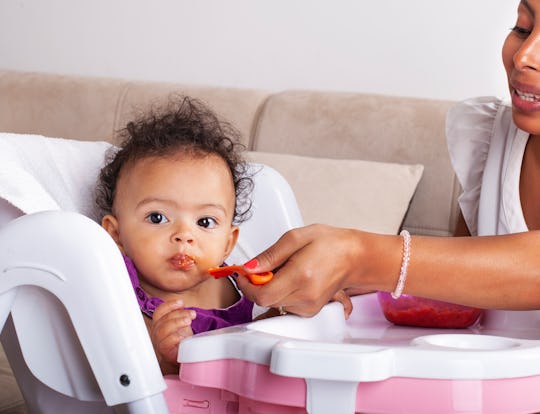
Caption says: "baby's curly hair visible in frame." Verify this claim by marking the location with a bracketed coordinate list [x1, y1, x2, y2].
[95, 95, 253, 224]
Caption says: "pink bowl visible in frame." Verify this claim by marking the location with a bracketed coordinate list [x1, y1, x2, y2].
[377, 291, 483, 328]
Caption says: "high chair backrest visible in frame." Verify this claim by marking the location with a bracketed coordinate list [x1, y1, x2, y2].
[0, 132, 303, 413]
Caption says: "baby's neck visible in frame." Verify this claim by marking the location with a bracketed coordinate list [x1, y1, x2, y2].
[142, 276, 239, 310]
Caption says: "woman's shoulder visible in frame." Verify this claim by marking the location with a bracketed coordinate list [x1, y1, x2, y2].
[446, 96, 509, 136]
[446, 96, 512, 159]
[445, 96, 512, 236]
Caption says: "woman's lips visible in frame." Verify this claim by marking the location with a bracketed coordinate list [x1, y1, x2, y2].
[170, 254, 196, 270]
[512, 87, 540, 112]
[515, 87, 540, 102]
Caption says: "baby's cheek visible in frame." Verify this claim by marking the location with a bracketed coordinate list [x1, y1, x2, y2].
[198, 257, 227, 277]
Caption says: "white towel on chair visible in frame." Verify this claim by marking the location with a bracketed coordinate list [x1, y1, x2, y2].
[0, 133, 113, 221]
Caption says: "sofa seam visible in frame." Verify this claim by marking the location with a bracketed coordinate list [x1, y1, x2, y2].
[447, 173, 462, 235]
[248, 93, 273, 151]
[111, 82, 132, 140]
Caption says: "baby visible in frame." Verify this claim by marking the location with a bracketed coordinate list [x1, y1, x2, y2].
[95, 95, 254, 374]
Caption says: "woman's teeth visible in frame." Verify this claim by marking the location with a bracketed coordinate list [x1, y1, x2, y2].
[516, 89, 540, 102]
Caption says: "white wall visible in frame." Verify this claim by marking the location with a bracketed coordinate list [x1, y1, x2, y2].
[0, 0, 518, 101]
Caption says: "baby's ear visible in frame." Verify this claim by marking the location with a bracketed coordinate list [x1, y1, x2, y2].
[223, 225, 240, 260]
[101, 214, 125, 253]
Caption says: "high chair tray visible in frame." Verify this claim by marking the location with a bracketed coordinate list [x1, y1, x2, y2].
[173, 293, 540, 414]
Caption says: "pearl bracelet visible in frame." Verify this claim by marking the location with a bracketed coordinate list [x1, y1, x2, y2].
[391, 230, 411, 299]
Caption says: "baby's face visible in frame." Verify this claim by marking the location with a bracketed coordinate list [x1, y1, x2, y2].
[103, 153, 238, 296]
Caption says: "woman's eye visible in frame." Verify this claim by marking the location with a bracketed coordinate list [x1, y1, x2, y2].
[197, 217, 217, 229]
[511, 25, 532, 37]
[146, 213, 168, 224]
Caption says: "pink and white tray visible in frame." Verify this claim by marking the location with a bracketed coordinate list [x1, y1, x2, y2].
[164, 293, 540, 414]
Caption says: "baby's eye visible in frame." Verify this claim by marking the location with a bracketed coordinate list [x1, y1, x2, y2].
[511, 25, 532, 38]
[146, 212, 168, 224]
[197, 217, 217, 229]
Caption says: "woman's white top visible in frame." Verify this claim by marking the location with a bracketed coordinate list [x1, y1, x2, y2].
[446, 96, 530, 236]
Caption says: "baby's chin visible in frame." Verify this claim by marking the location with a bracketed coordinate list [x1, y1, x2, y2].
[142, 270, 205, 296]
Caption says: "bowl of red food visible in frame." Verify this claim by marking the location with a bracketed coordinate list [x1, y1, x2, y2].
[377, 291, 483, 328]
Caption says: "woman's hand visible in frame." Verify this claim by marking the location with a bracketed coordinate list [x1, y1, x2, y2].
[237, 224, 367, 317]
[149, 299, 196, 375]
[331, 289, 354, 319]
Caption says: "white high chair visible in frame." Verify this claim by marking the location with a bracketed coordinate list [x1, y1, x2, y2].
[7, 134, 540, 414]
[0, 133, 303, 413]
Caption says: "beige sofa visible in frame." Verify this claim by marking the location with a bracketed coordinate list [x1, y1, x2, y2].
[0, 69, 459, 412]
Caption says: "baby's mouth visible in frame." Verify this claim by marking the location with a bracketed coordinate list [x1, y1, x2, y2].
[170, 254, 196, 270]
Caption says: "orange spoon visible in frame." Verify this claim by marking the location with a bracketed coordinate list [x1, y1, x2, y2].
[207, 265, 273, 285]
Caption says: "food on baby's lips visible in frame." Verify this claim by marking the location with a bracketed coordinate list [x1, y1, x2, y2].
[377, 291, 483, 328]
[170, 254, 196, 270]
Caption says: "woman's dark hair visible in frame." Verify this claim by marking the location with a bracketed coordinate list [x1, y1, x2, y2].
[95, 95, 253, 224]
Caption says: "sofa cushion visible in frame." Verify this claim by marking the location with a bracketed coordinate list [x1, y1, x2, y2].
[251, 90, 458, 236]
[246, 151, 423, 235]
[114, 81, 270, 147]
[0, 70, 270, 148]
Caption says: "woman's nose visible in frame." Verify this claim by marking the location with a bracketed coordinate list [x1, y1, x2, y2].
[514, 32, 540, 71]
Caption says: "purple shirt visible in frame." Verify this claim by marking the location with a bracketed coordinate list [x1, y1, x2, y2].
[123, 255, 254, 334]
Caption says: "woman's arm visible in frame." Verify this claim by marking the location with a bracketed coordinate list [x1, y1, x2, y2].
[238, 224, 540, 316]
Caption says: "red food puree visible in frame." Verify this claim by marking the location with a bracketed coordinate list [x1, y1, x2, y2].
[377, 292, 483, 328]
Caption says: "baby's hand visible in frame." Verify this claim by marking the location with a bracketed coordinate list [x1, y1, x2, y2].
[151, 299, 196, 374]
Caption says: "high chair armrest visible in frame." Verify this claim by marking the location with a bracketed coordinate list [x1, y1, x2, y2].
[0, 211, 168, 413]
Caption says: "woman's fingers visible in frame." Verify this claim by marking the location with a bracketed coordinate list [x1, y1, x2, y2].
[331, 289, 353, 319]
[243, 225, 315, 273]
[239, 224, 365, 317]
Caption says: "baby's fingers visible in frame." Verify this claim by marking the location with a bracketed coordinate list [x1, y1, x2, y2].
[153, 299, 196, 323]
[153, 299, 185, 322]
[154, 318, 195, 364]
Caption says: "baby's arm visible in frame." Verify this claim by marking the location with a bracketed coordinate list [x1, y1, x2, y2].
[145, 299, 196, 375]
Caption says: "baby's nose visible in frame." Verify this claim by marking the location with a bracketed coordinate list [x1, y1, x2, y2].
[174, 235, 193, 244]
[172, 227, 194, 244]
